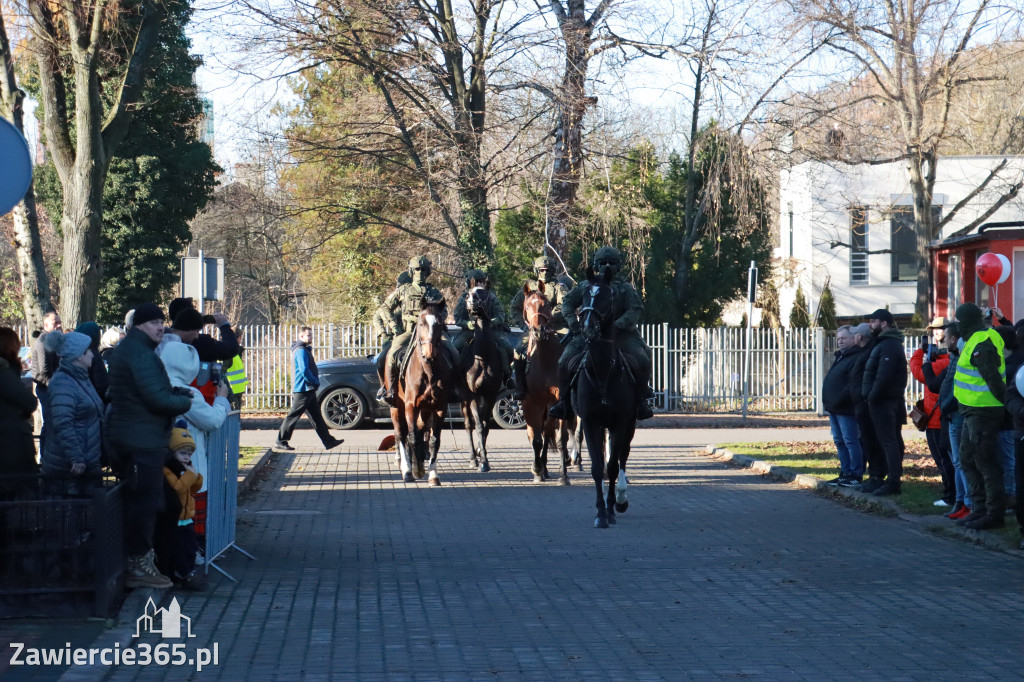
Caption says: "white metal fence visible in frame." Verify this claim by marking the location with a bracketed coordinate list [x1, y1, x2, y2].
[12, 323, 928, 414]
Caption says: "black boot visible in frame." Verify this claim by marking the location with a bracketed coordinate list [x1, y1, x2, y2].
[637, 382, 655, 420]
[512, 358, 527, 399]
[548, 367, 573, 419]
[383, 371, 399, 407]
[872, 479, 902, 496]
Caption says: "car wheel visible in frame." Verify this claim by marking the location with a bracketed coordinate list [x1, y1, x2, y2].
[492, 388, 526, 430]
[320, 386, 367, 430]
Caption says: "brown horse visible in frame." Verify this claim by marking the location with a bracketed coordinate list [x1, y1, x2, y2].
[521, 286, 578, 485]
[390, 300, 455, 485]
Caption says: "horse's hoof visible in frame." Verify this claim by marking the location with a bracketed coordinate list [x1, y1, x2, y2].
[558, 476, 570, 487]
[594, 515, 609, 529]
[576, 462, 584, 472]
[479, 461, 490, 473]
[607, 513, 616, 525]
[470, 456, 479, 467]
[615, 501, 629, 513]
[402, 472, 414, 483]
[428, 477, 441, 487]
[533, 474, 543, 483]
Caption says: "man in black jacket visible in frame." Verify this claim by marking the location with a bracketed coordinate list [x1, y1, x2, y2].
[107, 303, 193, 589]
[822, 325, 865, 486]
[168, 298, 241, 363]
[862, 309, 909, 496]
[849, 323, 887, 492]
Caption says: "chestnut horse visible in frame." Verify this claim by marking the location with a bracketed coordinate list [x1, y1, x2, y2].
[391, 300, 455, 486]
[521, 286, 578, 485]
[574, 268, 639, 527]
[459, 286, 506, 473]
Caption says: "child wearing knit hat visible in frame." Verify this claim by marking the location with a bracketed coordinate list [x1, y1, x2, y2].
[158, 426, 205, 590]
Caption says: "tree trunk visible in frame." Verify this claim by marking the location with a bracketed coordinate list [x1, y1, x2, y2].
[907, 152, 936, 321]
[547, 6, 592, 268]
[1, 10, 52, 328]
[672, 49, 706, 308]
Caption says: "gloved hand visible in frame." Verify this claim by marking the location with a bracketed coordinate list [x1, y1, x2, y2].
[466, 320, 476, 331]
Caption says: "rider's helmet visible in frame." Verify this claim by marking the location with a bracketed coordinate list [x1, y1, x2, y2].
[465, 268, 489, 289]
[533, 256, 558, 283]
[408, 255, 432, 283]
[593, 246, 622, 279]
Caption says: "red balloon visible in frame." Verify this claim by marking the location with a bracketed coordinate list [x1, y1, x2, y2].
[977, 252, 1003, 287]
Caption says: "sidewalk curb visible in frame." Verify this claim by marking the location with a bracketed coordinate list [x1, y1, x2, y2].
[703, 444, 1024, 556]
[238, 447, 274, 494]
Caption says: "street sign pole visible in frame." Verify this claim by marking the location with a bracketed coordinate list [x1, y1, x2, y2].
[198, 249, 205, 314]
[742, 260, 758, 419]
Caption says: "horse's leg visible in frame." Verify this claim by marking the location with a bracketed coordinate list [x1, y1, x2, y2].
[525, 407, 544, 482]
[395, 408, 413, 483]
[463, 401, 479, 468]
[581, 418, 608, 528]
[556, 417, 570, 486]
[570, 416, 584, 471]
[409, 404, 426, 480]
[615, 411, 638, 513]
[426, 408, 443, 486]
[475, 397, 490, 473]
[605, 431, 620, 526]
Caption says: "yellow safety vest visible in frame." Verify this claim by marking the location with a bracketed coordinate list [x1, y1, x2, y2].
[225, 355, 248, 394]
[953, 328, 1005, 407]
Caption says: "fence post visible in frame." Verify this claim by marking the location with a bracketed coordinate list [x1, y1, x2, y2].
[661, 322, 669, 410]
[329, 322, 336, 358]
[814, 327, 825, 416]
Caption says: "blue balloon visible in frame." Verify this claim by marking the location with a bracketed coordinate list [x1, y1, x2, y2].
[0, 117, 32, 216]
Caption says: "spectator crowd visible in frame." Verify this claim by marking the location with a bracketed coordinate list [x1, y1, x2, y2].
[822, 304, 1024, 544]
[0, 298, 244, 591]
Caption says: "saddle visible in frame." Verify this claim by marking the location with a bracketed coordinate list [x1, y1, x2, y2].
[568, 344, 640, 391]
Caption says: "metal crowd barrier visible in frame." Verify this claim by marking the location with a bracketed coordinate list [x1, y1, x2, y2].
[204, 410, 254, 581]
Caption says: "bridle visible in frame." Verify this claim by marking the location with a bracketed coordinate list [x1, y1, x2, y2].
[525, 293, 554, 354]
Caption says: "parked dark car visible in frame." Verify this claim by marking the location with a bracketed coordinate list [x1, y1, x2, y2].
[315, 327, 526, 430]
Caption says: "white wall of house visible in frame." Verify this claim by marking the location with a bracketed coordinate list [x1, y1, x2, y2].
[777, 157, 1024, 324]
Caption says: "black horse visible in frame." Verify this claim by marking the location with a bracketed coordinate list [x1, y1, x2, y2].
[573, 267, 640, 528]
[459, 286, 506, 473]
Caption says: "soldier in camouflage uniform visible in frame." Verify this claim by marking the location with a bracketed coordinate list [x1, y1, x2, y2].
[452, 269, 514, 376]
[509, 255, 571, 399]
[548, 246, 655, 420]
[374, 256, 457, 406]
[372, 272, 411, 348]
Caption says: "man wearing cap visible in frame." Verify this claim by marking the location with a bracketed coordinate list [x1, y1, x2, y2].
[862, 309, 908, 496]
[953, 302, 1007, 529]
[106, 303, 194, 589]
[167, 298, 241, 363]
[848, 322, 887, 490]
[911, 317, 956, 507]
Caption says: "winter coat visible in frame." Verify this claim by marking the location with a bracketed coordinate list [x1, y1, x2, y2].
[292, 340, 320, 393]
[160, 342, 230, 494]
[822, 345, 863, 415]
[41, 360, 104, 478]
[0, 356, 38, 478]
[106, 327, 192, 452]
[846, 336, 876, 410]
[910, 348, 950, 429]
[163, 458, 203, 522]
[937, 348, 960, 417]
[1005, 378, 1024, 431]
[862, 328, 908, 404]
[191, 324, 241, 362]
[31, 331, 59, 388]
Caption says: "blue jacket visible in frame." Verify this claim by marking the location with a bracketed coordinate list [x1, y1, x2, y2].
[292, 340, 320, 393]
[41, 360, 104, 477]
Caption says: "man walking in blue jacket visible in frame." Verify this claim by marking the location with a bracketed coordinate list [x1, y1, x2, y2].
[275, 327, 343, 451]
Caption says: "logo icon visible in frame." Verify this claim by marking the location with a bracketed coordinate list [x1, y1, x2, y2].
[134, 597, 195, 639]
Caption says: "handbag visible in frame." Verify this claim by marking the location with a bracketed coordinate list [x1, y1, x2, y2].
[909, 398, 938, 431]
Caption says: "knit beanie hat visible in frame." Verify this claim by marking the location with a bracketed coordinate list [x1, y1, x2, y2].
[173, 308, 205, 331]
[169, 427, 196, 453]
[45, 331, 92, 360]
[75, 321, 101, 348]
[955, 302, 983, 327]
[132, 303, 165, 326]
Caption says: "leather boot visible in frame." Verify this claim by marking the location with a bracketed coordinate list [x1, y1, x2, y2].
[548, 367, 573, 419]
[872, 479, 902, 496]
[383, 368, 400, 407]
[512, 358, 527, 399]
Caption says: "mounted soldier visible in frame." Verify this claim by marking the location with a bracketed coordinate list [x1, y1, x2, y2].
[547, 246, 655, 421]
[374, 257, 457, 406]
[453, 269, 513, 375]
[372, 271, 411, 348]
[509, 255, 571, 399]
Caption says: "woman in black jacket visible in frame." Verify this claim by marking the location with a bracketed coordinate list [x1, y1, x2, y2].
[0, 327, 38, 494]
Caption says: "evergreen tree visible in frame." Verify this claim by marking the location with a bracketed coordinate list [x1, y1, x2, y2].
[817, 283, 838, 330]
[790, 284, 811, 328]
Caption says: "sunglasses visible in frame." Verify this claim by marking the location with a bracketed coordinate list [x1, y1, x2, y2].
[412, 267, 428, 271]
[596, 260, 618, 267]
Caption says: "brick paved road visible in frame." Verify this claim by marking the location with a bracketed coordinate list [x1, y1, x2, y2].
[103, 439, 1023, 681]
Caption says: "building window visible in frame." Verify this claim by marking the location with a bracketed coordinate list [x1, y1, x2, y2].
[947, 254, 961, 318]
[890, 206, 941, 283]
[850, 206, 868, 284]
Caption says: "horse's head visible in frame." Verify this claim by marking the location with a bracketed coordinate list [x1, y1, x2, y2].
[523, 285, 552, 334]
[466, 286, 489, 320]
[579, 266, 614, 341]
[416, 296, 445, 360]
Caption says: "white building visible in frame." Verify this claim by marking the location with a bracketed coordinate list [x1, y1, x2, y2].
[777, 157, 1024, 324]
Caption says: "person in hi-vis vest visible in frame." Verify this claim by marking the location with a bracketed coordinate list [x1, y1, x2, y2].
[224, 354, 247, 411]
[952, 303, 1007, 530]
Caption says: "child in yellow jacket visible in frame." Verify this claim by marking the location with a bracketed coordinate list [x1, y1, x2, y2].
[160, 427, 205, 590]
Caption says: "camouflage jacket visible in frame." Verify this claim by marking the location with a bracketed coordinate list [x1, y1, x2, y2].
[378, 282, 448, 335]
[562, 276, 643, 334]
[453, 288, 509, 332]
[509, 279, 570, 331]
[372, 307, 401, 341]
